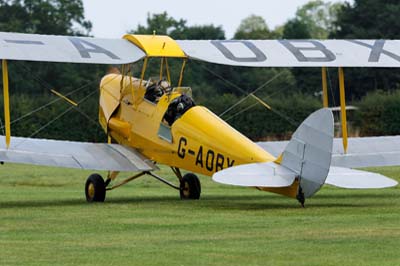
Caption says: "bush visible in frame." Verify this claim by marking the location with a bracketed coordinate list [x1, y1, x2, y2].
[356, 90, 400, 136]
[201, 93, 322, 140]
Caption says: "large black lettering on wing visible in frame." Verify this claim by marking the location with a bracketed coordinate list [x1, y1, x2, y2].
[211, 40, 267, 63]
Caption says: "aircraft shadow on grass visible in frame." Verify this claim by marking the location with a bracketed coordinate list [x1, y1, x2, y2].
[0, 192, 395, 210]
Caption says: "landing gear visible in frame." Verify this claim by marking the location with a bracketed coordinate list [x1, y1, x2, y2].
[85, 173, 106, 202]
[180, 173, 201, 200]
[84, 168, 201, 202]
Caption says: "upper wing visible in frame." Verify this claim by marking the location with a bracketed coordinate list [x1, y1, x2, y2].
[3, 33, 400, 68]
[258, 135, 400, 169]
[0, 136, 156, 172]
[0, 32, 146, 64]
[177, 40, 400, 67]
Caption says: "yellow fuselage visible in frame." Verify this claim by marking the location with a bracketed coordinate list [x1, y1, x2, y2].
[99, 74, 299, 198]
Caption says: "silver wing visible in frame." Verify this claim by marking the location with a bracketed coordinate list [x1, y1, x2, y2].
[0, 32, 146, 64]
[258, 135, 400, 169]
[0, 136, 156, 172]
[177, 40, 400, 67]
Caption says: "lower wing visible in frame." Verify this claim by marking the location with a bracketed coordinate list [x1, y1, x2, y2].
[0, 136, 156, 172]
[258, 135, 400, 169]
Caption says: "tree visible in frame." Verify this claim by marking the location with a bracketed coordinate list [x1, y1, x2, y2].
[134, 12, 185, 36]
[129, 12, 227, 98]
[333, 0, 400, 39]
[131, 12, 225, 40]
[283, 19, 311, 39]
[0, 0, 105, 141]
[332, 0, 400, 99]
[234, 15, 269, 39]
[0, 0, 96, 95]
[283, 0, 342, 39]
[234, 15, 281, 39]
[295, 0, 342, 39]
[281, 1, 343, 97]
[0, 0, 92, 35]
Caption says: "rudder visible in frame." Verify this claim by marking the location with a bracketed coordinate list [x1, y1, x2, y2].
[276, 108, 334, 199]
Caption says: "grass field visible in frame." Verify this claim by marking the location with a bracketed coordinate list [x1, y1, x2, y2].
[0, 163, 399, 266]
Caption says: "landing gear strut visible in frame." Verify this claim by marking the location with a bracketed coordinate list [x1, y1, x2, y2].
[84, 168, 201, 202]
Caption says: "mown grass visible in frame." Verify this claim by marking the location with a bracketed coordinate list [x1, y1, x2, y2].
[0, 164, 399, 266]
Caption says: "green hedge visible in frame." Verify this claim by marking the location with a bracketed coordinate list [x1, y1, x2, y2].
[355, 90, 400, 136]
[202, 93, 322, 140]
[6, 89, 400, 142]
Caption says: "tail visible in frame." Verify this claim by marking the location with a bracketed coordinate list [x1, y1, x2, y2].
[213, 108, 334, 200]
[275, 108, 334, 203]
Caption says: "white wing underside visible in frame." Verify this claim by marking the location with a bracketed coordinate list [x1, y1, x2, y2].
[2, 32, 400, 68]
[326, 167, 397, 189]
[177, 40, 400, 67]
[0, 136, 156, 172]
[213, 163, 398, 189]
[0, 32, 145, 64]
[258, 135, 400, 169]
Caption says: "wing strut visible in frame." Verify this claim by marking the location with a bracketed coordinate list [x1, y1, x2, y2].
[338, 67, 348, 154]
[321, 67, 329, 108]
[2, 60, 11, 148]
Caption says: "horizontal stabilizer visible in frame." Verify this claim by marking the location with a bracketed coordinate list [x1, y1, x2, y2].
[212, 162, 296, 187]
[213, 163, 397, 190]
[326, 167, 398, 189]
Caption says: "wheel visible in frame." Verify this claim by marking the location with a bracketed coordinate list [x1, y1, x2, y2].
[180, 173, 201, 200]
[85, 173, 106, 202]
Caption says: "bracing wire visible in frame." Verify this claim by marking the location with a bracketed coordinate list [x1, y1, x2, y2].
[27, 89, 98, 139]
[219, 70, 286, 117]
[0, 81, 95, 129]
[13, 89, 98, 149]
[225, 102, 258, 122]
[1, 62, 121, 131]
[199, 63, 286, 117]
[0, 114, 4, 135]
[199, 64, 248, 95]
[327, 68, 341, 123]
[199, 63, 300, 127]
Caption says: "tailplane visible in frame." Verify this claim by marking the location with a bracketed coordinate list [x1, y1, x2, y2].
[213, 108, 334, 203]
[212, 108, 398, 205]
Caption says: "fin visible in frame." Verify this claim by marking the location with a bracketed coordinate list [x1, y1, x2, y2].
[275, 108, 334, 198]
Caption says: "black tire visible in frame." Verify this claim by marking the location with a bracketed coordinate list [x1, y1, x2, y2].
[180, 173, 201, 200]
[85, 173, 106, 202]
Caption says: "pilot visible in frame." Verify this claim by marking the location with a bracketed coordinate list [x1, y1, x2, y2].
[144, 79, 170, 102]
[163, 94, 195, 126]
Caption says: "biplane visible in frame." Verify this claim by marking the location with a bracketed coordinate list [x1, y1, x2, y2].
[0, 32, 398, 206]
